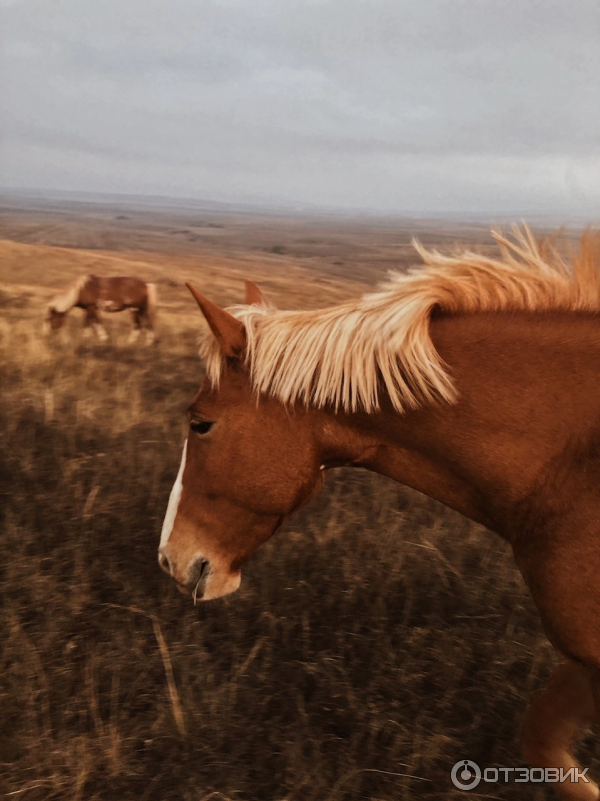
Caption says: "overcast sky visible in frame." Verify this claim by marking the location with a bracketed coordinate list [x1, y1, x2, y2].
[2, 0, 599, 215]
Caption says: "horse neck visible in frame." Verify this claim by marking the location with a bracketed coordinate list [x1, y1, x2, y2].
[54, 276, 88, 312]
[319, 403, 497, 530]
[314, 310, 600, 537]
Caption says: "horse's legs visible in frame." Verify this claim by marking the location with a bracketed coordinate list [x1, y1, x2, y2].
[85, 307, 108, 342]
[515, 511, 600, 800]
[82, 308, 93, 339]
[128, 310, 142, 344]
[137, 306, 157, 345]
[521, 659, 598, 800]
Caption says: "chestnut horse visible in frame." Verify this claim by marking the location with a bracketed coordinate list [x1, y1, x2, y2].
[45, 275, 157, 343]
[160, 228, 600, 800]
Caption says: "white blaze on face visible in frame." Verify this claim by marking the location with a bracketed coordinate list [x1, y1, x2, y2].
[160, 439, 188, 548]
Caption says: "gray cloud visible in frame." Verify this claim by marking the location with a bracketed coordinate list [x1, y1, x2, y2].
[2, 0, 600, 214]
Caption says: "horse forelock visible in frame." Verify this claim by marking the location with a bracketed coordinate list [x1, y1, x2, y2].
[197, 226, 600, 414]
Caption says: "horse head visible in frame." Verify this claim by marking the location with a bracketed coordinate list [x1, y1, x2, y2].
[158, 282, 327, 602]
[44, 306, 67, 332]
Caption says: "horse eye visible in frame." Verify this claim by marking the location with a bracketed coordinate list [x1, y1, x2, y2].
[190, 420, 214, 436]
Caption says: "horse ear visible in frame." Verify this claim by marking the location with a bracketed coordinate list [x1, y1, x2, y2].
[244, 280, 267, 306]
[185, 283, 246, 358]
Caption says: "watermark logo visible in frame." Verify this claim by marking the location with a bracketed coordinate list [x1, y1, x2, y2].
[451, 760, 481, 790]
[450, 760, 590, 790]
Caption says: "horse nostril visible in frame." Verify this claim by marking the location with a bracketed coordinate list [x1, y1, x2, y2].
[190, 557, 211, 604]
[158, 550, 172, 576]
[190, 557, 210, 585]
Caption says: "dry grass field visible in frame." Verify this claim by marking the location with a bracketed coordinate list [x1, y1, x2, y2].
[0, 198, 592, 800]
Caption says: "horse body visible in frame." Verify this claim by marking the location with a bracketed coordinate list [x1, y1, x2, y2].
[159, 232, 600, 799]
[46, 275, 157, 343]
[392, 310, 600, 528]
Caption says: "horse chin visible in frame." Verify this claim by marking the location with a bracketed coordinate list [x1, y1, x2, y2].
[193, 569, 242, 603]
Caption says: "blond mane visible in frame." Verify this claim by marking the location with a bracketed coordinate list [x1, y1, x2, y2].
[199, 226, 600, 413]
[48, 275, 90, 313]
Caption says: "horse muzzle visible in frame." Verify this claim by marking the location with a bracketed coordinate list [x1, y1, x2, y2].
[158, 547, 242, 601]
[158, 547, 208, 591]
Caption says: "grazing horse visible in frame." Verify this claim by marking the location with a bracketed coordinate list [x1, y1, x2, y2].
[45, 275, 157, 343]
[159, 227, 600, 800]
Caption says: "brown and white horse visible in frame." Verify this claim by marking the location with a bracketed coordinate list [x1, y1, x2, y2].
[45, 275, 158, 343]
[160, 228, 600, 800]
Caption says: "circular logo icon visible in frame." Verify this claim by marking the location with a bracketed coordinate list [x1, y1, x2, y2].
[451, 760, 481, 790]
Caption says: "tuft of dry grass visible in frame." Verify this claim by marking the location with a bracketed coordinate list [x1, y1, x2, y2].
[0, 213, 595, 800]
